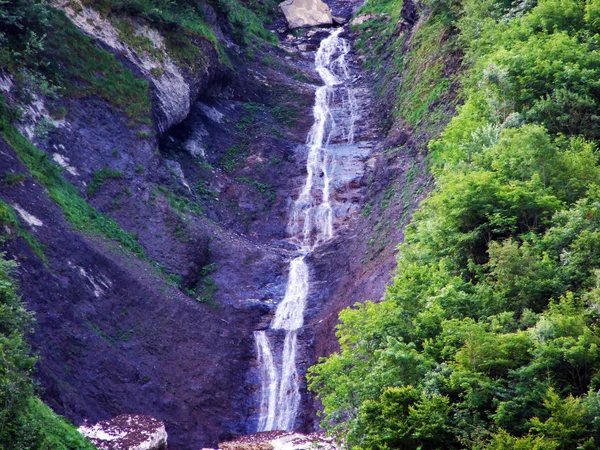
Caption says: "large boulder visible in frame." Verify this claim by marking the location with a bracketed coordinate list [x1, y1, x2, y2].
[78, 415, 168, 450]
[279, 0, 333, 29]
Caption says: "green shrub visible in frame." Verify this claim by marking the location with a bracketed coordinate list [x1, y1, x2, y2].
[0, 256, 36, 440]
[0, 0, 50, 71]
[219, 143, 248, 173]
[0, 255, 96, 449]
[3, 172, 27, 187]
[87, 168, 124, 196]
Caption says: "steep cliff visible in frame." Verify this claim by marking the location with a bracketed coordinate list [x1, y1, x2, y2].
[1, 1, 301, 446]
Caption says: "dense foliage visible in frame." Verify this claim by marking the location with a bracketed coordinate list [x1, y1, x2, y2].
[308, 0, 600, 448]
[0, 256, 96, 449]
[0, 0, 50, 71]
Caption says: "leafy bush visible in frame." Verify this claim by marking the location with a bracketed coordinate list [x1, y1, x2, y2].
[87, 168, 124, 196]
[0, 0, 50, 70]
[0, 257, 36, 438]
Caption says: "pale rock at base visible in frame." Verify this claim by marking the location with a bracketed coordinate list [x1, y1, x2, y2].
[218, 431, 342, 450]
[78, 414, 167, 450]
[279, 0, 333, 29]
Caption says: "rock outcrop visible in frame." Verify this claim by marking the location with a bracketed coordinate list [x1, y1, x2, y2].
[51, 0, 223, 134]
[279, 0, 334, 29]
[78, 415, 168, 450]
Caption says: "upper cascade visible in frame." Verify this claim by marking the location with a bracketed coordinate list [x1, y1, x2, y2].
[288, 28, 356, 252]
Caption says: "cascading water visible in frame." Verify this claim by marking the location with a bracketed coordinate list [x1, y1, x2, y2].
[255, 28, 358, 432]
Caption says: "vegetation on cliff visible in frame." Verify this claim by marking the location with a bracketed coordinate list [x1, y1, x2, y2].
[352, 0, 459, 132]
[309, 0, 600, 448]
[0, 256, 96, 449]
[1, 0, 151, 125]
[0, 0, 292, 446]
[0, 101, 147, 259]
[0, 0, 277, 128]
[80, 0, 279, 47]
[0, 0, 280, 278]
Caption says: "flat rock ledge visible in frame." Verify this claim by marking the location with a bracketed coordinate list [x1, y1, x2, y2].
[205, 431, 342, 450]
[78, 414, 168, 450]
[279, 0, 333, 29]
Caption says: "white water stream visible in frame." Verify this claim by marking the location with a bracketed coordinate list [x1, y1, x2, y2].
[255, 28, 357, 432]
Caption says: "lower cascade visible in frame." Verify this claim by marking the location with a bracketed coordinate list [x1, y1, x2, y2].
[254, 28, 358, 432]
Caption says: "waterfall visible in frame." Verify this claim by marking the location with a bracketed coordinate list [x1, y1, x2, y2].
[255, 28, 356, 432]
[254, 330, 278, 431]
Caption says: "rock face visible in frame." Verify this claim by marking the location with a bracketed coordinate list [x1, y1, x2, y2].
[279, 0, 334, 29]
[0, 14, 321, 448]
[79, 415, 167, 450]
